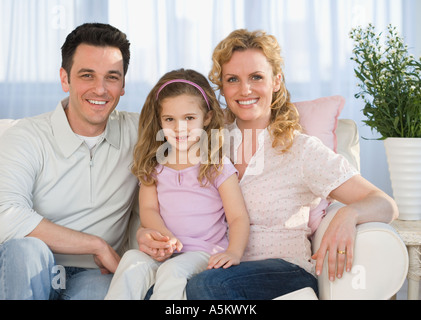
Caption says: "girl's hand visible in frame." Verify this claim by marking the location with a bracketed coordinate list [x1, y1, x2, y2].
[137, 227, 172, 262]
[207, 251, 241, 269]
[167, 236, 183, 254]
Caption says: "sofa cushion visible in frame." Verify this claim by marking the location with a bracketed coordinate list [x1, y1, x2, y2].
[295, 95, 345, 152]
[336, 119, 360, 172]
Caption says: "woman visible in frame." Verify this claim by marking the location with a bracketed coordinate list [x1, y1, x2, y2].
[138, 29, 398, 299]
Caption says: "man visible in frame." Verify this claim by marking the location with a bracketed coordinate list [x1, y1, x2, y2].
[0, 23, 139, 300]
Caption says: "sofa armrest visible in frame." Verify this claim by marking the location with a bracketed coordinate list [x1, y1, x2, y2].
[312, 202, 408, 300]
[0, 119, 19, 137]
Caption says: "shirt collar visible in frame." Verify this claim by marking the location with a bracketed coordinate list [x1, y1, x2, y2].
[225, 119, 268, 164]
[51, 98, 121, 158]
[104, 109, 121, 149]
[226, 119, 268, 145]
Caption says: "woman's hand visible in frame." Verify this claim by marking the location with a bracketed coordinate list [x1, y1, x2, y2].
[312, 207, 357, 281]
[312, 175, 398, 281]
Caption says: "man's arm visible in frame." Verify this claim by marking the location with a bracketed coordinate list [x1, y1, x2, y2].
[0, 120, 123, 273]
[27, 219, 120, 274]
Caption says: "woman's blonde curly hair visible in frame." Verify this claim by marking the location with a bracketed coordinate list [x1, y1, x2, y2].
[209, 29, 301, 151]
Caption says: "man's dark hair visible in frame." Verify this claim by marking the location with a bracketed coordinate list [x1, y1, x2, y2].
[61, 23, 130, 78]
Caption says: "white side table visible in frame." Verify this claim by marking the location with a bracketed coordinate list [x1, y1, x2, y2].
[391, 220, 421, 300]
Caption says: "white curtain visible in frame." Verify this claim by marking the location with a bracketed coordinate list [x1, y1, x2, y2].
[1, 0, 420, 195]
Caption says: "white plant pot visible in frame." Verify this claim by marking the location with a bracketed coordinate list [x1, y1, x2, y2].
[384, 138, 421, 220]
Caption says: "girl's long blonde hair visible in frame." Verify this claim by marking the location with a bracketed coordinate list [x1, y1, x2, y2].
[132, 69, 226, 186]
[210, 29, 301, 151]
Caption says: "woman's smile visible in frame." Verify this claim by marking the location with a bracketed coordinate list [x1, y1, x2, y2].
[237, 98, 260, 107]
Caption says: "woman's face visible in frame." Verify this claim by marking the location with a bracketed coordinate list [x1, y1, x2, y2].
[221, 49, 281, 129]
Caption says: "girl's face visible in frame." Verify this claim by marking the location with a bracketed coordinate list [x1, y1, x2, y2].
[221, 49, 281, 129]
[160, 94, 211, 154]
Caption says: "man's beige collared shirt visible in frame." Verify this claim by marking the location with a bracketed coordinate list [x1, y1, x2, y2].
[0, 98, 139, 268]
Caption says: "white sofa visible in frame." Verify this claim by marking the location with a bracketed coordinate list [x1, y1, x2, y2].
[0, 118, 409, 300]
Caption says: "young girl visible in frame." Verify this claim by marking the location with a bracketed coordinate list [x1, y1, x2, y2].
[105, 69, 250, 300]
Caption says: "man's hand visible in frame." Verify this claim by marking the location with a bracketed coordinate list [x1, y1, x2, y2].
[92, 238, 121, 274]
[136, 227, 175, 262]
[26, 219, 121, 274]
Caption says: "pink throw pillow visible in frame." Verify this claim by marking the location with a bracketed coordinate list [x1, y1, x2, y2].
[293, 96, 345, 234]
[294, 95, 345, 152]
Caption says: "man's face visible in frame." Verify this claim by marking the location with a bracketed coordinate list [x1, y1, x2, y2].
[60, 44, 126, 136]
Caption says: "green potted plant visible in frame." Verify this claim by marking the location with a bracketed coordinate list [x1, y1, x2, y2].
[350, 24, 421, 220]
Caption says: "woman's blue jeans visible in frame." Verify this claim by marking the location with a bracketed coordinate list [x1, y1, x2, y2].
[186, 258, 318, 300]
[0, 237, 112, 300]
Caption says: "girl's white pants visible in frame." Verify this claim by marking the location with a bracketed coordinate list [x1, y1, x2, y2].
[104, 249, 210, 300]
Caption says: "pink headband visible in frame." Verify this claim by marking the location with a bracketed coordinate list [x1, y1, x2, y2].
[155, 79, 211, 110]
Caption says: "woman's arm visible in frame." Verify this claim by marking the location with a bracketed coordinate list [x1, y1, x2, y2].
[207, 174, 250, 269]
[312, 175, 398, 281]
